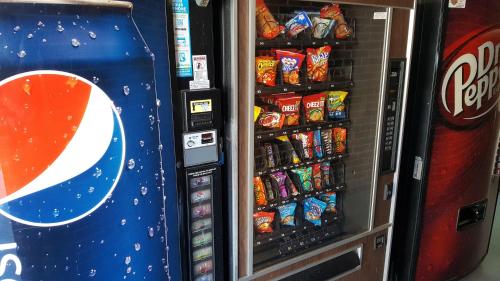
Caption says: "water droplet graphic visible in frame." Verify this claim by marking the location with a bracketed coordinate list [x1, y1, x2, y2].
[89, 269, 96, 277]
[37, 232, 42, 238]
[88, 186, 95, 194]
[93, 168, 102, 178]
[13, 26, 20, 32]
[123, 85, 130, 96]
[140, 186, 148, 196]
[114, 25, 120, 31]
[17, 50, 26, 58]
[133, 198, 139, 206]
[134, 243, 141, 251]
[158, 144, 163, 151]
[156, 99, 161, 107]
[89, 31, 97, 39]
[92, 76, 99, 84]
[120, 218, 127, 226]
[148, 265, 153, 272]
[27, 33, 33, 39]
[139, 140, 145, 147]
[124, 256, 131, 265]
[37, 21, 44, 27]
[53, 209, 60, 218]
[148, 115, 155, 125]
[76, 193, 82, 199]
[71, 38, 80, 47]
[126, 267, 132, 274]
[56, 25, 64, 32]
[147, 227, 154, 237]
[145, 83, 151, 90]
[42, 38, 47, 43]
[127, 159, 135, 170]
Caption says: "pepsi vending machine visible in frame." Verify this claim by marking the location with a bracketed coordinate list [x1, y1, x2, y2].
[0, 0, 184, 280]
[391, 0, 500, 280]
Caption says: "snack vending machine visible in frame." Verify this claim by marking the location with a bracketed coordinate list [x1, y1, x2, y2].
[229, 0, 417, 280]
[390, 0, 500, 280]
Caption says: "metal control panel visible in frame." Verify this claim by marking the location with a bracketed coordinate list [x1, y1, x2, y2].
[183, 130, 218, 167]
[380, 59, 405, 173]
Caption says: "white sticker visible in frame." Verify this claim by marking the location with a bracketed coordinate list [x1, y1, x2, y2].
[449, 0, 466, 8]
[196, 0, 209, 7]
[192, 55, 208, 81]
[373, 12, 387, 20]
[189, 79, 210, 90]
[413, 156, 423, 180]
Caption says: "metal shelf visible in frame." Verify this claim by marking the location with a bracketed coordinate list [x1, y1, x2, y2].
[255, 80, 354, 95]
[255, 119, 349, 141]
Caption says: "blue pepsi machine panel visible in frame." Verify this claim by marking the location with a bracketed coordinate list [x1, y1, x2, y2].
[0, 1, 181, 281]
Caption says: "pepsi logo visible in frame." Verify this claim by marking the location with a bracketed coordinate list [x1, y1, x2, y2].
[0, 70, 125, 227]
[439, 26, 500, 126]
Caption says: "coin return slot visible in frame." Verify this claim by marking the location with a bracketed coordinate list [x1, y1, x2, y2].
[457, 200, 487, 230]
[201, 133, 214, 144]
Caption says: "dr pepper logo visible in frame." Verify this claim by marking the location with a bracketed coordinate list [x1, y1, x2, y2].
[440, 26, 500, 126]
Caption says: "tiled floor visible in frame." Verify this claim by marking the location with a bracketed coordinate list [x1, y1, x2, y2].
[460, 194, 500, 281]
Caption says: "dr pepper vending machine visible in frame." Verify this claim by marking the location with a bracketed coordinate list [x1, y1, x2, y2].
[390, 0, 500, 280]
[227, 0, 417, 280]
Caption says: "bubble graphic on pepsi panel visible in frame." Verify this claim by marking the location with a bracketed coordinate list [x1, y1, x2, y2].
[0, 71, 125, 227]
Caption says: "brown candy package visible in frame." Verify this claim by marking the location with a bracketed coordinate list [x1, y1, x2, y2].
[321, 129, 333, 156]
[333, 127, 347, 154]
[264, 176, 277, 201]
[291, 132, 314, 161]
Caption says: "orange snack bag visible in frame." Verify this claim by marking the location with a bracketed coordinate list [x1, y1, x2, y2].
[256, 56, 278, 86]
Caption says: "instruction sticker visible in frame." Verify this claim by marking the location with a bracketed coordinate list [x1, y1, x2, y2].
[172, 0, 193, 77]
[190, 99, 212, 113]
[449, 0, 466, 8]
[192, 55, 208, 81]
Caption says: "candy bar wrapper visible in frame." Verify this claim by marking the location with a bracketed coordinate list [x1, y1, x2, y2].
[276, 50, 306, 85]
[320, 192, 337, 213]
[278, 203, 297, 226]
[304, 197, 327, 226]
[264, 176, 277, 201]
[285, 11, 313, 38]
[254, 176, 268, 206]
[333, 127, 347, 154]
[313, 130, 324, 158]
[263, 143, 276, 168]
[306, 46, 331, 82]
[191, 189, 211, 204]
[312, 17, 335, 39]
[312, 163, 322, 190]
[326, 91, 348, 120]
[291, 132, 314, 161]
[253, 211, 275, 233]
[302, 92, 326, 123]
[193, 246, 213, 262]
[285, 172, 300, 196]
[192, 232, 213, 248]
[254, 106, 262, 123]
[256, 0, 283, 39]
[320, 162, 331, 187]
[291, 166, 313, 192]
[276, 135, 301, 164]
[258, 110, 285, 129]
[270, 172, 288, 199]
[256, 56, 278, 86]
[192, 204, 212, 219]
[321, 129, 333, 156]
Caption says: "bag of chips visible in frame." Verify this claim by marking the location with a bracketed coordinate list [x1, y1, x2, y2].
[291, 132, 314, 160]
[306, 46, 331, 82]
[278, 203, 297, 226]
[285, 11, 313, 38]
[333, 128, 347, 154]
[256, 0, 283, 39]
[312, 163, 322, 190]
[320, 129, 333, 156]
[254, 106, 262, 123]
[312, 17, 335, 39]
[258, 110, 285, 129]
[326, 91, 348, 120]
[276, 50, 306, 85]
[320, 4, 353, 39]
[254, 176, 268, 206]
[253, 211, 275, 233]
[320, 192, 337, 213]
[321, 162, 331, 187]
[270, 172, 288, 199]
[256, 56, 278, 86]
[313, 130, 324, 158]
[302, 93, 326, 123]
[290, 166, 313, 192]
[275, 95, 302, 126]
[285, 172, 300, 196]
[276, 135, 301, 164]
[303, 197, 327, 226]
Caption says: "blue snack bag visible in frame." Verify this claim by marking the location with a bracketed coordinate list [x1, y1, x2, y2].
[304, 197, 327, 226]
[313, 130, 324, 158]
[285, 11, 313, 37]
[320, 192, 337, 213]
[278, 203, 297, 226]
